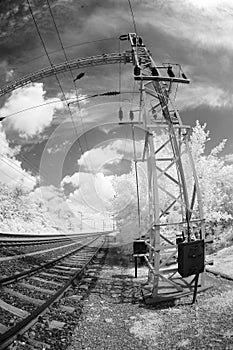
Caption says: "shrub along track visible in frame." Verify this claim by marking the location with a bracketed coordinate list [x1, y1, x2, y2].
[0, 235, 108, 350]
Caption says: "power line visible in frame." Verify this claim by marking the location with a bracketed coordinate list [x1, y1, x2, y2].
[131, 124, 141, 230]
[46, 0, 75, 80]
[46, 0, 102, 189]
[0, 154, 37, 185]
[45, 0, 98, 183]
[1, 97, 76, 120]
[27, 0, 85, 156]
[2, 91, 134, 120]
[27, 37, 118, 65]
[0, 135, 53, 186]
[17, 152, 52, 185]
[127, 0, 138, 34]
[46, 0, 86, 133]
[0, 166, 33, 191]
[118, 40, 122, 105]
[27, 0, 110, 220]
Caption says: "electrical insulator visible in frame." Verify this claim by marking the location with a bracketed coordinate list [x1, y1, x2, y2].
[181, 72, 187, 79]
[151, 67, 159, 76]
[101, 91, 120, 96]
[167, 66, 175, 78]
[119, 34, 128, 41]
[129, 110, 134, 121]
[134, 65, 141, 76]
[138, 37, 143, 46]
[73, 72, 85, 82]
[132, 36, 137, 45]
[119, 107, 123, 121]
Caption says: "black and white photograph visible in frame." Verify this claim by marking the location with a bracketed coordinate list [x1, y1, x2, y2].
[0, 0, 233, 349]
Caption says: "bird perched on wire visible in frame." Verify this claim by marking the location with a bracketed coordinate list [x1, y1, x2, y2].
[73, 72, 85, 82]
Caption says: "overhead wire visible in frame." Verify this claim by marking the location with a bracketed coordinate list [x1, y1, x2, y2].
[127, 0, 138, 34]
[46, 0, 97, 185]
[28, 37, 119, 64]
[131, 124, 141, 230]
[0, 154, 37, 185]
[2, 1, 143, 222]
[118, 39, 122, 107]
[43, 0, 111, 217]
[1, 92, 125, 120]
[127, 0, 141, 233]
[26, 0, 85, 157]
[0, 153, 37, 184]
[17, 152, 52, 185]
[0, 134, 57, 187]
[0, 139, 43, 190]
[5, 37, 119, 84]
[27, 0, 105, 217]
[46, 0, 77, 85]
[0, 166, 33, 191]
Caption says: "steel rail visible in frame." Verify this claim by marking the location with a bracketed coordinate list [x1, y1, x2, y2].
[0, 52, 132, 97]
[0, 234, 102, 286]
[0, 231, 106, 241]
[0, 232, 102, 246]
[0, 238, 72, 247]
[0, 236, 106, 350]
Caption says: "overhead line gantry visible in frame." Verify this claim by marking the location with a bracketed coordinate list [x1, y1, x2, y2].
[0, 33, 208, 303]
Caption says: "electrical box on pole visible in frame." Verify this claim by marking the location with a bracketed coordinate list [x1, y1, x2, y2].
[178, 240, 205, 278]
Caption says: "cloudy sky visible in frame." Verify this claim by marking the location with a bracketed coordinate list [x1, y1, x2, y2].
[0, 0, 233, 225]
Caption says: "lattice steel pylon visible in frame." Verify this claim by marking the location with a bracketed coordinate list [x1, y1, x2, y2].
[0, 33, 207, 302]
[124, 33, 207, 302]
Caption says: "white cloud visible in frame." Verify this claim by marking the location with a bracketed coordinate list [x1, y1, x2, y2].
[1, 83, 59, 138]
[62, 171, 115, 214]
[141, 0, 233, 52]
[29, 185, 76, 229]
[0, 156, 37, 191]
[78, 144, 123, 173]
[46, 140, 71, 154]
[0, 124, 37, 190]
[60, 139, 144, 213]
[177, 83, 233, 110]
[61, 172, 80, 188]
[95, 173, 115, 203]
[185, 0, 228, 10]
[78, 139, 144, 173]
[30, 185, 63, 202]
[29, 184, 113, 231]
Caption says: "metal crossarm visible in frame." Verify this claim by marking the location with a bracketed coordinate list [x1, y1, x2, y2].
[134, 76, 190, 84]
[0, 52, 132, 97]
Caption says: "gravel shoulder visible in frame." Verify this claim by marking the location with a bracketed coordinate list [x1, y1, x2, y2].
[67, 248, 233, 350]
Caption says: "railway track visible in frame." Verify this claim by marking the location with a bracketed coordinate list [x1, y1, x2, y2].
[0, 237, 71, 248]
[0, 235, 107, 349]
[0, 232, 103, 247]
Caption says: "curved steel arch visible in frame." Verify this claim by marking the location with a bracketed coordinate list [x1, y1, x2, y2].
[0, 51, 132, 97]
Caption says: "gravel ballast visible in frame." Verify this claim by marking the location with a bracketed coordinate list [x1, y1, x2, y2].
[67, 249, 233, 350]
